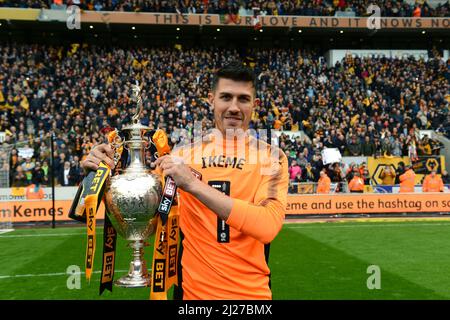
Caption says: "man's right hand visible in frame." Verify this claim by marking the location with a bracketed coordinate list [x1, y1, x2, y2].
[81, 144, 115, 172]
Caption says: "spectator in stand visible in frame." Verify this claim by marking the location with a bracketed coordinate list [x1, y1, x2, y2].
[297, 153, 308, 168]
[328, 163, 345, 192]
[347, 135, 362, 156]
[442, 170, 450, 185]
[302, 162, 317, 182]
[345, 162, 357, 182]
[68, 156, 83, 186]
[422, 169, 444, 192]
[288, 160, 301, 182]
[413, 4, 421, 17]
[418, 135, 432, 156]
[380, 165, 396, 185]
[361, 135, 376, 156]
[31, 161, 45, 191]
[408, 139, 419, 162]
[399, 164, 416, 192]
[390, 138, 403, 157]
[41, 160, 50, 185]
[58, 161, 71, 186]
[1, 44, 448, 189]
[21, 158, 35, 185]
[362, 168, 371, 186]
[316, 169, 331, 194]
[12, 166, 27, 187]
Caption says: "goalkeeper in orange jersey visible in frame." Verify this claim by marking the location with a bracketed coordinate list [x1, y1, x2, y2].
[82, 61, 289, 300]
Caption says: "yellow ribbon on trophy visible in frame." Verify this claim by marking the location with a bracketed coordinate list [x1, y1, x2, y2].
[78, 129, 121, 284]
[150, 129, 180, 300]
[150, 205, 180, 300]
[83, 162, 111, 282]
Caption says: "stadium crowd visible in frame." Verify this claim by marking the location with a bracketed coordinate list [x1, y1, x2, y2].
[0, 0, 449, 17]
[0, 43, 448, 190]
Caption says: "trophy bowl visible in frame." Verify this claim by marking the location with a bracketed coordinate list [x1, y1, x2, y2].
[103, 121, 162, 288]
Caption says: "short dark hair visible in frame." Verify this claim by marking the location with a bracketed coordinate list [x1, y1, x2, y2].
[212, 61, 257, 93]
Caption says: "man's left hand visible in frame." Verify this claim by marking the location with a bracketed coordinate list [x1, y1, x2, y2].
[154, 155, 197, 192]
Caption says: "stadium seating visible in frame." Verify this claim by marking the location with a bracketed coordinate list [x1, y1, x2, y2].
[0, 43, 448, 188]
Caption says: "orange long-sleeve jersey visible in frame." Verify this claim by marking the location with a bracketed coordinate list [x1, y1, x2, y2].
[172, 135, 288, 300]
[422, 174, 444, 192]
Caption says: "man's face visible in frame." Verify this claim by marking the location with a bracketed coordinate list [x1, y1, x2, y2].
[208, 78, 255, 136]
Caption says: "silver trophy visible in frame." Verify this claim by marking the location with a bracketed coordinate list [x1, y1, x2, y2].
[103, 83, 162, 288]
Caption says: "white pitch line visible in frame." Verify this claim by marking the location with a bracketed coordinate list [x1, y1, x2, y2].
[0, 269, 145, 280]
[0, 233, 87, 238]
[285, 222, 450, 229]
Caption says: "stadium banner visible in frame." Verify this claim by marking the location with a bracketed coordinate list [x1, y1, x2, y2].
[0, 8, 41, 20]
[286, 193, 450, 215]
[77, 12, 450, 29]
[1, 199, 106, 223]
[411, 156, 443, 175]
[367, 156, 445, 185]
[1, 9, 448, 29]
[1, 187, 104, 223]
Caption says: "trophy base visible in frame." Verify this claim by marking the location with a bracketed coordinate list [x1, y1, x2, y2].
[114, 274, 151, 288]
[114, 240, 151, 288]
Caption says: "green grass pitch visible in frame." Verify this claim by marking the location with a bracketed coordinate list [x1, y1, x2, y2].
[1, 220, 450, 300]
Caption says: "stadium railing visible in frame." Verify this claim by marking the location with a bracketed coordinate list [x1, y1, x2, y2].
[289, 182, 349, 194]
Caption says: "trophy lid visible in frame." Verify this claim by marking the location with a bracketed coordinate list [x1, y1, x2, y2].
[121, 81, 151, 134]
